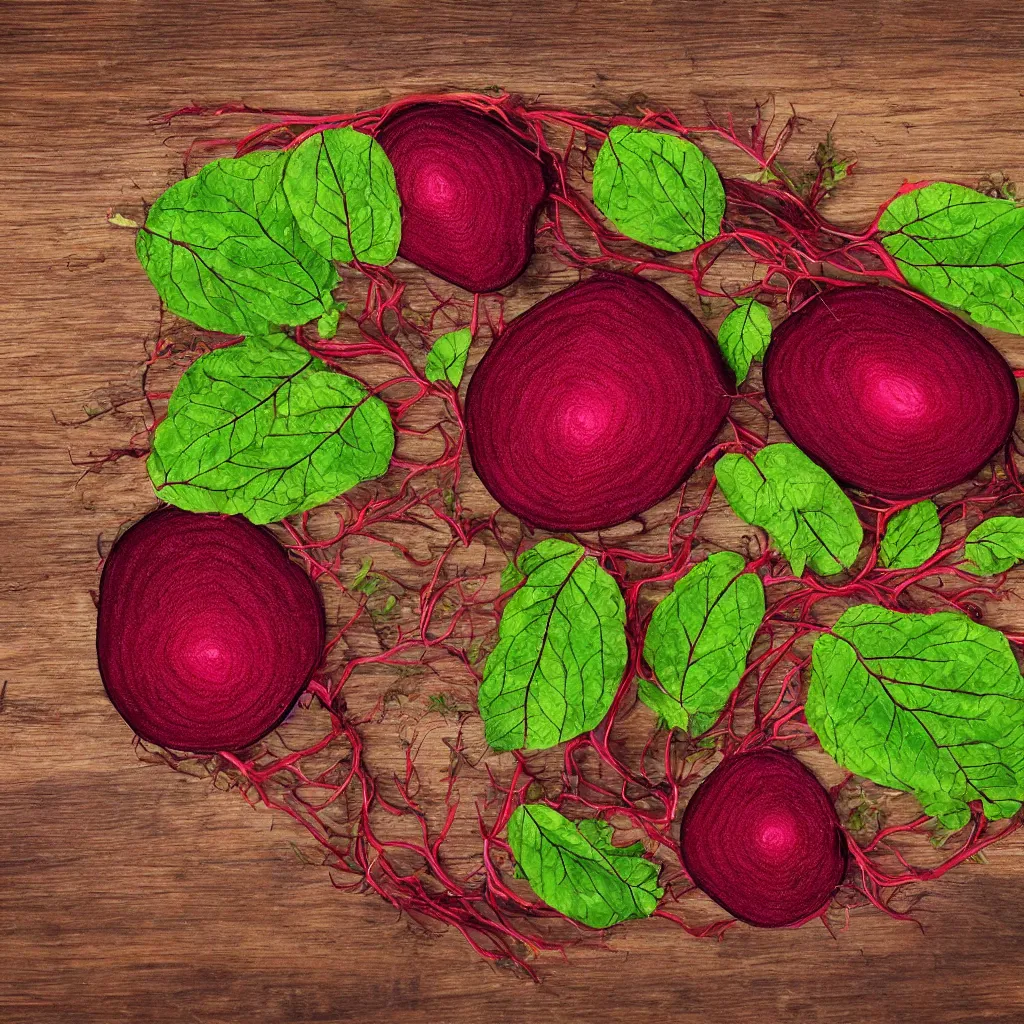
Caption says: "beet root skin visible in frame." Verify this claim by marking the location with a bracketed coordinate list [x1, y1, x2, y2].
[96, 507, 325, 753]
[680, 748, 848, 928]
[464, 272, 733, 532]
[763, 286, 1019, 499]
[375, 103, 548, 293]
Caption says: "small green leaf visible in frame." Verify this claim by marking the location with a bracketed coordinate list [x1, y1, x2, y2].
[965, 516, 1024, 574]
[108, 211, 139, 228]
[806, 604, 1024, 828]
[507, 804, 663, 928]
[425, 328, 472, 387]
[351, 557, 373, 589]
[715, 444, 862, 577]
[351, 560, 384, 596]
[317, 305, 342, 340]
[148, 333, 394, 524]
[137, 150, 338, 334]
[879, 182, 1024, 335]
[716, 300, 772, 383]
[283, 127, 401, 266]
[592, 125, 725, 252]
[478, 539, 628, 751]
[879, 501, 941, 569]
[640, 552, 764, 731]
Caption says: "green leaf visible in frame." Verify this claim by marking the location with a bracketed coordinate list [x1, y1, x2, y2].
[879, 501, 941, 569]
[592, 125, 725, 252]
[806, 604, 1024, 828]
[715, 444, 862, 577]
[136, 151, 338, 335]
[965, 516, 1024, 574]
[507, 804, 662, 928]
[148, 333, 394, 524]
[478, 539, 628, 751]
[317, 305, 342, 340]
[351, 557, 373, 589]
[500, 558, 526, 592]
[424, 328, 472, 387]
[716, 299, 772, 383]
[879, 182, 1024, 335]
[283, 127, 401, 266]
[640, 552, 764, 731]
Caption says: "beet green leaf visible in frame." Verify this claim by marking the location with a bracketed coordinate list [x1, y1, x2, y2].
[879, 500, 941, 570]
[592, 125, 725, 251]
[283, 127, 401, 266]
[715, 444, 862, 577]
[965, 516, 1024, 574]
[148, 333, 394, 525]
[136, 151, 338, 335]
[878, 182, 1024, 335]
[317, 307, 341, 340]
[716, 299, 772, 383]
[478, 539, 627, 751]
[640, 552, 764, 732]
[500, 557, 526, 592]
[507, 804, 662, 928]
[807, 605, 1024, 828]
[424, 328, 472, 387]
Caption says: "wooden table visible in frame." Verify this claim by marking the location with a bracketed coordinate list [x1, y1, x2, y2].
[4, 1, 1024, 1020]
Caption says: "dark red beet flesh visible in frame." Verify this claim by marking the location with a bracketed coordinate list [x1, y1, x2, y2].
[375, 103, 547, 292]
[465, 273, 733, 532]
[763, 286, 1019, 498]
[96, 507, 325, 753]
[680, 748, 848, 928]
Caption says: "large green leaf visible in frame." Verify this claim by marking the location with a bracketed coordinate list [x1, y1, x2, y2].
[148, 333, 394, 524]
[716, 299, 772, 384]
[424, 327, 472, 387]
[592, 125, 725, 252]
[640, 552, 764, 732]
[878, 182, 1024, 335]
[878, 500, 941, 570]
[806, 604, 1024, 828]
[283, 127, 401, 266]
[965, 516, 1024, 574]
[136, 150, 338, 335]
[715, 444, 862, 577]
[507, 804, 662, 928]
[478, 539, 627, 751]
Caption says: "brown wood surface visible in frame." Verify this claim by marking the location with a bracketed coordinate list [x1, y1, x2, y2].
[4, 1, 1024, 1021]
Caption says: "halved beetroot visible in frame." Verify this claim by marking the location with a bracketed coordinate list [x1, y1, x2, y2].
[375, 103, 547, 292]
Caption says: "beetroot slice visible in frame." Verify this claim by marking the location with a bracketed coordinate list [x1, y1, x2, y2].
[763, 286, 1019, 499]
[465, 273, 733, 532]
[375, 103, 547, 292]
[680, 748, 848, 928]
[96, 507, 325, 753]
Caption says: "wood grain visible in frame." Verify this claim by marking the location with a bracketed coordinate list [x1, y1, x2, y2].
[4, 1, 1024, 1021]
